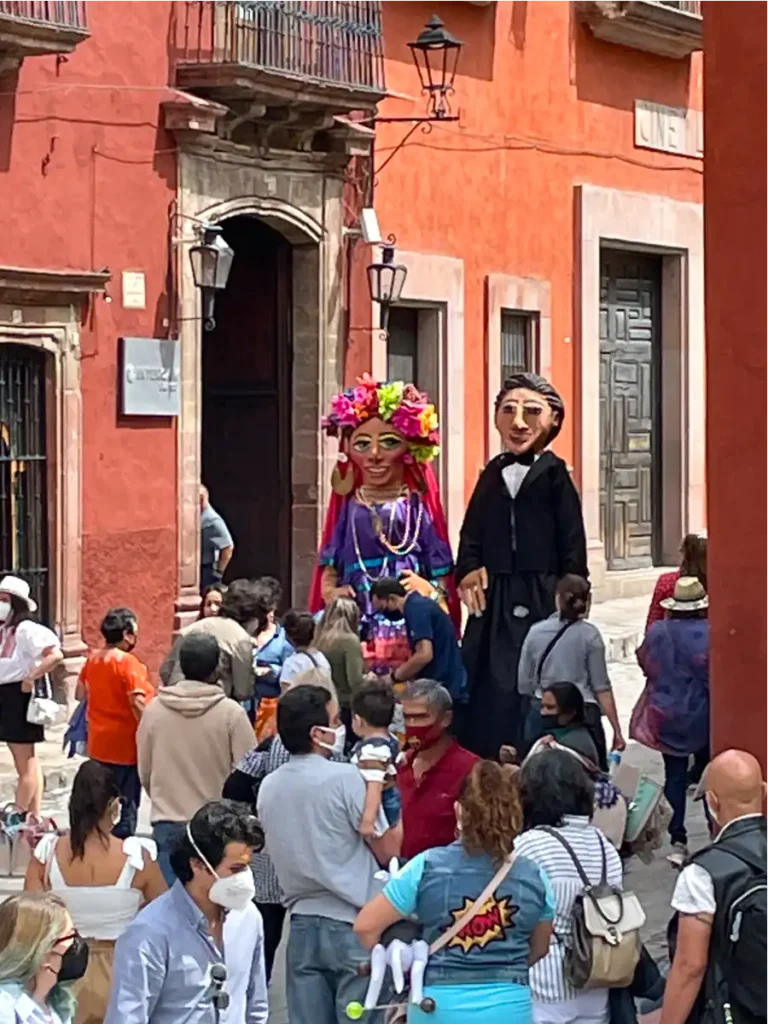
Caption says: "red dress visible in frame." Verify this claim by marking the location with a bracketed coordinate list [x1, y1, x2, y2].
[645, 570, 680, 631]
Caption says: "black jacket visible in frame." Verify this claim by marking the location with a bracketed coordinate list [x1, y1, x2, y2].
[456, 451, 588, 581]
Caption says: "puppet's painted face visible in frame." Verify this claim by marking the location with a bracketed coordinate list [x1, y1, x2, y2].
[495, 387, 557, 455]
[349, 417, 408, 490]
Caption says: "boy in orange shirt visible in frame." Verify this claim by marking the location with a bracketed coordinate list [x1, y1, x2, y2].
[78, 608, 155, 837]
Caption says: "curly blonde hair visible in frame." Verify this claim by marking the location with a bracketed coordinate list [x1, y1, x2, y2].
[459, 760, 522, 865]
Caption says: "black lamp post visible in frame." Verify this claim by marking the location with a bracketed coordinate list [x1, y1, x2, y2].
[188, 225, 234, 331]
[408, 15, 463, 120]
[367, 243, 407, 331]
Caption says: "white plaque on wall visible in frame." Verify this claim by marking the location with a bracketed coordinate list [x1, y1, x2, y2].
[122, 270, 147, 310]
[634, 99, 703, 158]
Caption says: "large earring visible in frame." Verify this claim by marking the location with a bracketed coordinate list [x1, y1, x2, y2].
[331, 440, 355, 496]
[331, 458, 355, 497]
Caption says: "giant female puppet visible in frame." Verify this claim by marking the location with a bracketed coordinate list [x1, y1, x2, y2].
[456, 372, 588, 758]
[310, 375, 459, 671]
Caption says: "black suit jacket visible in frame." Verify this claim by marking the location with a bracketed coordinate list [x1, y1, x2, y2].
[455, 451, 588, 582]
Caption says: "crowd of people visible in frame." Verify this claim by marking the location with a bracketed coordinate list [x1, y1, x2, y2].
[0, 511, 759, 1024]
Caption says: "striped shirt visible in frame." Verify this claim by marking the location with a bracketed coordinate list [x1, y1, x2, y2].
[514, 816, 623, 1004]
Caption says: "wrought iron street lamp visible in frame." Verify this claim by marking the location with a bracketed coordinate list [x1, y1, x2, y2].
[188, 225, 234, 331]
[367, 242, 407, 331]
[408, 15, 463, 120]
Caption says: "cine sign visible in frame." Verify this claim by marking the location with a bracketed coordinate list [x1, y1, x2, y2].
[120, 337, 180, 416]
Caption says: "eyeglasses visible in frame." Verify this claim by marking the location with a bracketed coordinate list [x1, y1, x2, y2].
[51, 931, 78, 949]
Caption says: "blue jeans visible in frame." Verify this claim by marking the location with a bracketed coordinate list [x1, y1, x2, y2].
[287, 914, 373, 1024]
[663, 753, 691, 845]
[92, 761, 141, 840]
[152, 821, 184, 886]
[381, 786, 401, 826]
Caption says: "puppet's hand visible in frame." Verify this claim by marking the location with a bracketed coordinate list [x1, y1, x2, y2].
[458, 567, 488, 615]
[331, 585, 356, 601]
[400, 570, 432, 597]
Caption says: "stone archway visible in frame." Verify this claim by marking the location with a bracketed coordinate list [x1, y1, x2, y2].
[174, 152, 346, 626]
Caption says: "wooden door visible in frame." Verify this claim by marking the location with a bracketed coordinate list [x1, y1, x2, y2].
[201, 217, 292, 589]
[599, 251, 662, 570]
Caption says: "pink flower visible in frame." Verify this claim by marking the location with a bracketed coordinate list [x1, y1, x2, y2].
[330, 394, 358, 428]
[391, 402, 424, 439]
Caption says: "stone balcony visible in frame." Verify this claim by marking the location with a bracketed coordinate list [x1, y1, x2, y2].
[0, 1, 89, 74]
[176, 2, 384, 111]
[575, 0, 703, 59]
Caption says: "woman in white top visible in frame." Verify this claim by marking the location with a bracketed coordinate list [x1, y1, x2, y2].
[0, 891, 82, 1024]
[25, 760, 166, 1024]
[515, 748, 624, 1024]
[0, 575, 63, 816]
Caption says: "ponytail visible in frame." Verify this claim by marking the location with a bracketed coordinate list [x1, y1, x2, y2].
[556, 574, 590, 622]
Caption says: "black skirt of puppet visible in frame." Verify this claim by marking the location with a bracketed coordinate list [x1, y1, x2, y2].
[460, 572, 557, 758]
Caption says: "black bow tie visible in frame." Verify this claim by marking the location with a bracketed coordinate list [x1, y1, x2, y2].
[500, 451, 535, 467]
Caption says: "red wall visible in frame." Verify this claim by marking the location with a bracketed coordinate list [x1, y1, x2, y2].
[704, 3, 767, 767]
[360, 1, 703, 495]
[0, 1, 178, 672]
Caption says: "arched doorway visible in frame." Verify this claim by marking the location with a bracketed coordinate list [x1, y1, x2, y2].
[201, 216, 292, 591]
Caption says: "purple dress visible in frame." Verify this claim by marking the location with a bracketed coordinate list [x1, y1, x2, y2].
[319, 492, 453, 672]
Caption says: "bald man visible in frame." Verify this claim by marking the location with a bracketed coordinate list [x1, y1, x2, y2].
[662, 749, 766, 1024]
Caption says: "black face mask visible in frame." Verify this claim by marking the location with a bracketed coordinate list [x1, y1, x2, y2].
[380, 609, 402, 623]
[57, 935, 89, 983]
[540, 711, 560, 724]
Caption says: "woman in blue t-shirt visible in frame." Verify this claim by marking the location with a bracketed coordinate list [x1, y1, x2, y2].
[354, 760, 554, 1024]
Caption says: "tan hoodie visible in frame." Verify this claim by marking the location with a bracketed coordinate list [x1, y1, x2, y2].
[137, 680, 255, 823]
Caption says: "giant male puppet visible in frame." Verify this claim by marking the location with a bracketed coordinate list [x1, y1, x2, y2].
[457, 372, 588, 758]
[310, 375, 459, 671]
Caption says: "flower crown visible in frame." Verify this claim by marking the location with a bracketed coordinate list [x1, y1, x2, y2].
[321, 374, 440, 464]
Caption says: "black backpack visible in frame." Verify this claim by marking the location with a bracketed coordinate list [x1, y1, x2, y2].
[673, 821, 767, 1024]
[712, 843, 768, 1019]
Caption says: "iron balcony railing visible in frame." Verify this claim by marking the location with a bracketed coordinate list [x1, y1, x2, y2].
[0, 0, 87, 29]
[648, 0, 702, 15]
[179, 1, 385, 94]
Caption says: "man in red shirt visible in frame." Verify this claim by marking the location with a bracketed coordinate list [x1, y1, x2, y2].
[397, 678, 479, 859]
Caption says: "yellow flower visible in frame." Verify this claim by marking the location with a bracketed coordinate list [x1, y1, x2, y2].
[418, 405, 439, 435]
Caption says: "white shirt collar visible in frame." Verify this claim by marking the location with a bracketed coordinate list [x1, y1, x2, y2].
[714, 812, 764, 842]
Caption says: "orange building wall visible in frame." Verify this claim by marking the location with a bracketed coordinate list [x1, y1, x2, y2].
[0, 1, 178, 671]
[362, 1, 703, 498]
[703, 3, 767, 768]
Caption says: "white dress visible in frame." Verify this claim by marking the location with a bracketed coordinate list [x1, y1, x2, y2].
[33, 834, 157, 940]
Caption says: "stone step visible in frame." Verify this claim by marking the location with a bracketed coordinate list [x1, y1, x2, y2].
[589, 594, 649, 664]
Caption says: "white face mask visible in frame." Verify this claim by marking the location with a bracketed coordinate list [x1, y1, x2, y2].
[208, 869, 256, 911]
[316, 724, 346, 758]
[111, 802, 122, 827]
[186, 824, 255, 911]
[0, 601, 11, 623]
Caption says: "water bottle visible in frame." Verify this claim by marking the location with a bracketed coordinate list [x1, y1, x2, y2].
[608, 750, 622, 778]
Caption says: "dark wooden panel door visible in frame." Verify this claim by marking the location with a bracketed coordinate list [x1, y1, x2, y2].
[599, 251, 661, 570]
[202, 217, 292, 589]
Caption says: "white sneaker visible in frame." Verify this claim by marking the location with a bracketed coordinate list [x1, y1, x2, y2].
[667, 842, 688, 868]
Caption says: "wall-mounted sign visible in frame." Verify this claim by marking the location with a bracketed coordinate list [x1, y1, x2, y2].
[120, 337, 180, 416]
[634, 99, 703, 158]
[122, 271, 147, 310]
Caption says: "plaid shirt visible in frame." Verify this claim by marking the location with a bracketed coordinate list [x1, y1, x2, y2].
[242, 736, 345, 904]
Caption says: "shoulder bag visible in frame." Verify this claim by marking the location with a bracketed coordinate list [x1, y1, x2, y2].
[540, 826, 645, 989]
[536, 620, 577, 692]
